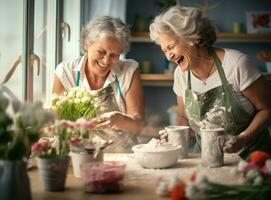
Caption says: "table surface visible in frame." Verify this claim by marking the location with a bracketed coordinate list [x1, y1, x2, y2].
[28, 153, 241, 200]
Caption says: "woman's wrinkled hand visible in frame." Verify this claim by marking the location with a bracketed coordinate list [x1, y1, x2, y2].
[158, 129, 168, 140]
[223, 134, 247, 153]
[92, 111, 122, 130]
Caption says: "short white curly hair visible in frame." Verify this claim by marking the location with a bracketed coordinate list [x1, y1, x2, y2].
[80, 16, 130, 53]
[149, 6, 217, 46]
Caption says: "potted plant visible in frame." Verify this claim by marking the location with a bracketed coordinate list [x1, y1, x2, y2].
[31, 120, 73, 191]
[0, 90, 54, 200]
[67, 118, 109, 178]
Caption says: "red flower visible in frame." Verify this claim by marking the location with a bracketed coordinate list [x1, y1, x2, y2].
[190, 172, 197, 182]
[170, 181, 187, 200]
[250, 151, 270, 167]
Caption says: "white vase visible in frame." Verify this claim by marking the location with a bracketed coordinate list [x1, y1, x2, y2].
[0, 160, 31, 199]
[70, 151, 103, 178]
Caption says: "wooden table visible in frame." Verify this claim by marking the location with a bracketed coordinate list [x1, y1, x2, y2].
[28, 153, 241, 200]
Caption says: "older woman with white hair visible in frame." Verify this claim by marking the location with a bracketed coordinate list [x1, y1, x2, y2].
[53, 16, 144, 152]
[150, 6, 271, 160]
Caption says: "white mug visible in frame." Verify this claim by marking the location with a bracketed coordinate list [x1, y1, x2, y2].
[165, 125, 190, 159]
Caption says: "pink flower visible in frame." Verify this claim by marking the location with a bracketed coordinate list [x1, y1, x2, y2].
[261, 159, 271, 175]
[31, 139, 52, 156]
[70, 137, 82, 146]
[244, 162, 258, 173]
[261, 165, 269, 175]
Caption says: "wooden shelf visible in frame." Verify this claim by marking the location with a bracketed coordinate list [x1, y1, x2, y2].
[140, 73, 271, 86]
[141, 73, 173, 81]
[131, 32, 271, 43]
[217, 32, 271, 42]
[140, 74, 173, 86]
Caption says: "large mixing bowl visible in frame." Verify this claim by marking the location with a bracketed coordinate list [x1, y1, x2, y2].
[132, 144, 182, 169]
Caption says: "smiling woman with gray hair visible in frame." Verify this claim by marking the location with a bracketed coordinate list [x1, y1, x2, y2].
[150, 6, 271, 160]
[53, 16, 144, 152]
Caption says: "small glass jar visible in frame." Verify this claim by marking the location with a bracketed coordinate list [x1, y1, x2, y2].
[81, 161, 126, 193]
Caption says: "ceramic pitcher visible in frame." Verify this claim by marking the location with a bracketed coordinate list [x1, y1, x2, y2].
[200, 128, 225, 168]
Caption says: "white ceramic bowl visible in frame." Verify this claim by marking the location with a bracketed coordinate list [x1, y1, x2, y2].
[132, 144, 182, 169]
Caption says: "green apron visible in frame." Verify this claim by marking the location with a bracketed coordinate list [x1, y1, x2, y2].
[76, 71, 139, 153]
[184, 48, 271, 160]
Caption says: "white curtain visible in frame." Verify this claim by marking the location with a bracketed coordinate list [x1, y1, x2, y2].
[82, 0, 127, 25]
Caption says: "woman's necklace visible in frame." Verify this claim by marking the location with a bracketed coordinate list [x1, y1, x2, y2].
[202, 60, 215, 85]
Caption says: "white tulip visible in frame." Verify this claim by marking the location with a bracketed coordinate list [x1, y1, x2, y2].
[81, 96, 90, 103]
[76, 91, 83, 98]
[237, 160, 248, 172]
[195, 173, 209, 191]
[253, 176, 263, 185]
[74, 98, 81, 104]
[186, 182, 207, 200]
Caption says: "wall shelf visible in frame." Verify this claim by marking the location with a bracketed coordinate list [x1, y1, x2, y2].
[131, 32, 271, 43]
[140, 74, 173, 86]
[141, 73, 271, 86]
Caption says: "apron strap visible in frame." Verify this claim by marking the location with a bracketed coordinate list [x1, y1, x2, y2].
[187, 47, 227, 90]
[208, 48, 229, 86]
[187, 70, 192, 89]
[187, 48, 231, 92]
[114, 76, 125, 102]
[76, 71, 81, 87]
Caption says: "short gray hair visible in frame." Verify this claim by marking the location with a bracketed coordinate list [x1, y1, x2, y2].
[80, 16, 130, 53]
[149, 6, 217, 46]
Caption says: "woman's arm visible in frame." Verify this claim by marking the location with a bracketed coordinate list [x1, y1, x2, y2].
[225, 76, 271, 153]
[177, 96, 189, 125]
[93, 69, 145, 134]
[52, 75, 66, 95]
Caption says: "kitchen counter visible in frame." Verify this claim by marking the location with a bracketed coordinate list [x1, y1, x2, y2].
[28, 153, 241, 200]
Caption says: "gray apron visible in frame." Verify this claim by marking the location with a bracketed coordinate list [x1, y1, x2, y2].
[76, 71, 139, 153]
[185, 48, 271, 160]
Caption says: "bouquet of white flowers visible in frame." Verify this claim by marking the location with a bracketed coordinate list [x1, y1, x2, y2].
[51, 87, 98, 121]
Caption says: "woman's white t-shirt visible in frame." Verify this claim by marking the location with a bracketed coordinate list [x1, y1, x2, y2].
[55, 55, 139, 113]
[173, 48, 261, 115]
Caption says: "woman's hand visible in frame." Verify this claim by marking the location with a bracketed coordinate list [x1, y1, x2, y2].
[158, 129, 168, 140]
[223, 133, 248, 153]
[92, 111, 122, 130]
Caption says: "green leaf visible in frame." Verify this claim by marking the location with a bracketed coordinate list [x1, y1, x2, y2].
[8, 139, 26, 160]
